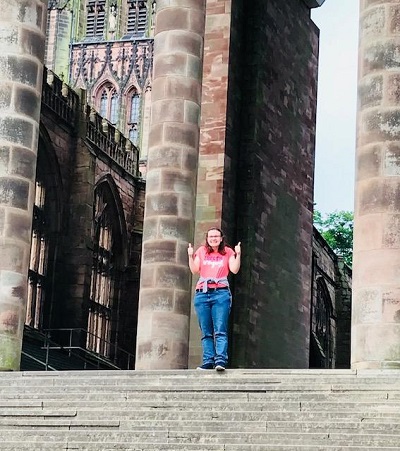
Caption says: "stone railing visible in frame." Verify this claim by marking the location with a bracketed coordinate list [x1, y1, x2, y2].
[42, 67, 79, 125]
[86, 105, 139, 177]
[41, 68, 139, 177]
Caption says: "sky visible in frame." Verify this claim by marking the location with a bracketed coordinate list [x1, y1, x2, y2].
[311, 1, 360, 214]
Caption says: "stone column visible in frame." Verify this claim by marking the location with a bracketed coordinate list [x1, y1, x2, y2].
[352, 0, 400, 369]
[0, 0, 48, 370]
[135, 0, 205, 369]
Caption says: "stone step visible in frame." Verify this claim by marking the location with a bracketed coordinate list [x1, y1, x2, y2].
[3, 401, 400, 417]
[3, 369, 400, 384]
[0, 444, 399, 451]
[3, 417, 400, 434]
[0, 390, 394, 402]
[0, 370, 400, 386]
[0, 444, 398, 451]
[1, 369, 400, 449]
[1, 429, 400, 446]
[2, 384, 400, 395]
[37, 400, 400, 415]
[0, 405, 400, 422]
[71, 409, 400, 422]
[3, 407, 400, 422]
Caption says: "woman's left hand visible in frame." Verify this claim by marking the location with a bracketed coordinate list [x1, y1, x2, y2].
[234, 242, 241, 255]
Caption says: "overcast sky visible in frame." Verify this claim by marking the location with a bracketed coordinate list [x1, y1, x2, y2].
[311, 1, 360, 214]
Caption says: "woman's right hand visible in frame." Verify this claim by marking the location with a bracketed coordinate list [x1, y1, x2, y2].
[188, 243, 194, 257]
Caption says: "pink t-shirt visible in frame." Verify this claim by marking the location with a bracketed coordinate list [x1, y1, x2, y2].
[194, 245, 235, 290]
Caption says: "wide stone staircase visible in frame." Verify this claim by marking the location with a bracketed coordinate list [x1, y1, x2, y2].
[1, 369, 400, 450]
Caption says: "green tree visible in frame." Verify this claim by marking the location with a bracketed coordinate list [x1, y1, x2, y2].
[313, 209, 353, 267]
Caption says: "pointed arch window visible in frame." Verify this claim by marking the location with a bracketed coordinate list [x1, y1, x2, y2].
[110, 92, 119, 125]
[26, 180, 48, 329]
[26, 142, 59, 331]
[97, 84, 119, 125]
[127, 91, 141, 145]
[86, 0, 106, 38]
[87, 183, 122, 358]
[127, 0, 148, 37]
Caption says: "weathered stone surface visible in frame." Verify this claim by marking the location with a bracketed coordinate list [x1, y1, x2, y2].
[156, 8, 190, 34]
[0, 56, 39, 89]
[352, 323, 400, 368]
[356, 144, 381, 180]
[14, 87, 41, 120]
[0, 147, 10, 176]
[383, 142, 400, 175]
[139, 288, 175, 312]
[20, 28, 46, 60]
[151, 99, 185, 125]
[156, 264, 190, 291]
[0, 0, 57, 370]
[160, 170, 194, 193]
[153, 53, 187, 78]
[0, 116, 34, 149]
[10, 147, 36, 179]
[145, 193, 179, 216]
[137, 0, 204, 371]
[358, 76, 383, 109]
[164, 123, 198, 148]
[157, 31, 203, 56]
[5, 211, 31, 244]
[164, 77, 202, 103]
[360, 5, 385, 39]
[143, 240, 177, 263]
[158, 217, 191, 240]
[0, 178, 30, 210]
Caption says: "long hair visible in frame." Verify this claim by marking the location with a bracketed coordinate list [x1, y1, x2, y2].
[204, 227, 227, 255]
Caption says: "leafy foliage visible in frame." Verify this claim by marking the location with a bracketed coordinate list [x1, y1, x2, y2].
[313, 210, 353, 267]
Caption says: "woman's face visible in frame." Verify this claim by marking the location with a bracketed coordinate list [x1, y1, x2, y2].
[207, 229, 223, 247]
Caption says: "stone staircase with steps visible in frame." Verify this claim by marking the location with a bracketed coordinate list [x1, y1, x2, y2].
[0, 369, 400, 450]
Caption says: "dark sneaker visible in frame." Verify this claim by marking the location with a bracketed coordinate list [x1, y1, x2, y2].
[196, 363, 214, 370]
[215, 363, 226, 372]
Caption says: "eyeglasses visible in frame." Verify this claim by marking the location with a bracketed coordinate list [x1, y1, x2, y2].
[208, 235, 222, 239]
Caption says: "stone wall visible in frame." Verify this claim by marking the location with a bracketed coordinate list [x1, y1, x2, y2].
[188, 0, 238, 367]
[230, 0, 319, 368]
[37, 71, 144, 362]
[335, 259, 352, 369]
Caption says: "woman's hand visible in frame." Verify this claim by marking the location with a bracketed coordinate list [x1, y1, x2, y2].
[229, 241, 242, 274]
[234, 242, 241, 255]
[188, 243, 200, 274]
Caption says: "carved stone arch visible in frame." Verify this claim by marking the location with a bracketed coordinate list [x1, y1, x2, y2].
[93, 79, 120, 124]
[87, 175, 129, 359]
[94, 174, 128, 267]
[92, 78, 118, 104]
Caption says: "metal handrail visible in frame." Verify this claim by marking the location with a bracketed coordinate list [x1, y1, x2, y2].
[21, 351, 57, 371]
[43, 327, 135, 370]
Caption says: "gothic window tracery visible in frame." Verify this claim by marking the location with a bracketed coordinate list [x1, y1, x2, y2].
[26, 180, 48, 329]
[127, 0, 148, 37]
[127, 91, 140, 145]
[87, 183, 122, 358]
[98, 84, 119, 125]
[86, 0, 106, 38]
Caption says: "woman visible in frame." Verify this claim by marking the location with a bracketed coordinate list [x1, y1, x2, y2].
[188, 228, 241, 371]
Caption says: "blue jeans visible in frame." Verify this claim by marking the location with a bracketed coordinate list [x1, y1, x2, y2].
[194, 288, 232, 366]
